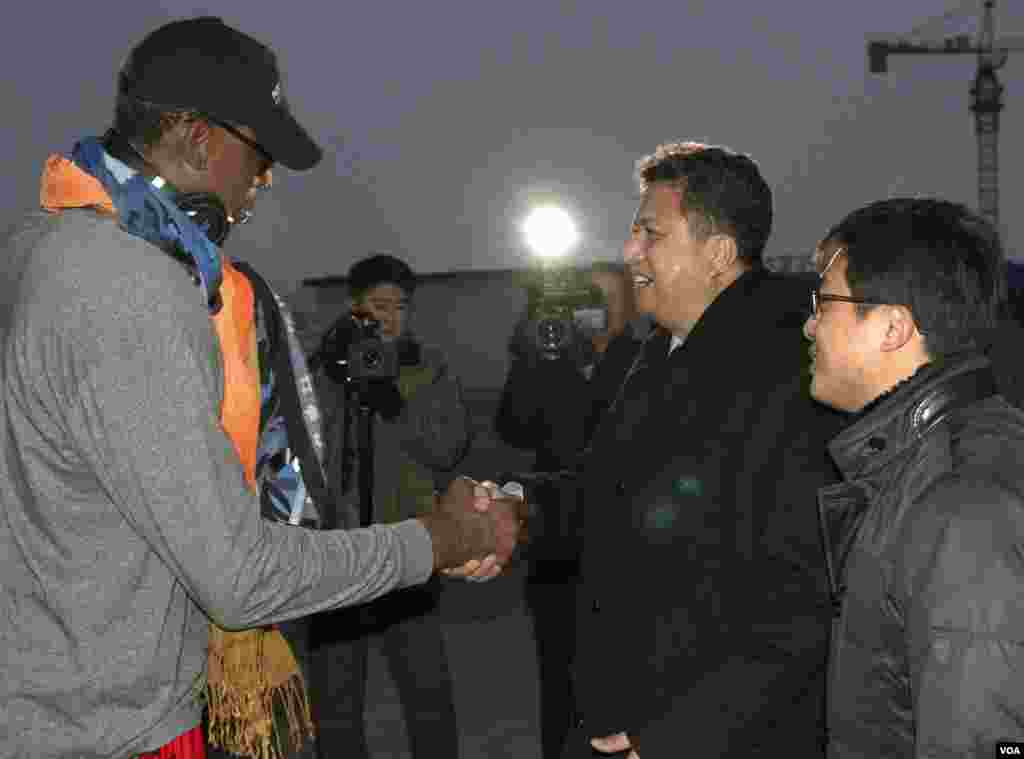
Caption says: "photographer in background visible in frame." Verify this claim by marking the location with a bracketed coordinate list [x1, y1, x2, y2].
[494, 261, 646, 759]
[308, 254, 470, 759]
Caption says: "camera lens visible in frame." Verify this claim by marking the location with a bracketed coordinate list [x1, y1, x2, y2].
[538, 318, 567, 351]
[363, 349, 383, 369]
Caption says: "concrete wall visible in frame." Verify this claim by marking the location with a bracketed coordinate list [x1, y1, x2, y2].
[289, 255, 813, 393]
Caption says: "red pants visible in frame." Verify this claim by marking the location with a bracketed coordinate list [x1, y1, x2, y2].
[137, 725, 205, 759]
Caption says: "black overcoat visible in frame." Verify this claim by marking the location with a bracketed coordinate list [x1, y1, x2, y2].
[571, 269, 847, 757]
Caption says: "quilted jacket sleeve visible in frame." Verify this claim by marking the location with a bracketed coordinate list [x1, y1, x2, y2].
[899, 476, 1024, 757]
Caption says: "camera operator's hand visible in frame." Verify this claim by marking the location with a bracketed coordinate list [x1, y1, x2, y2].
[363, 379, 405, 421]
[418, 476, 527, 582]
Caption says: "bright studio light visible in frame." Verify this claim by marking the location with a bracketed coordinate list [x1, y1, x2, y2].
[522, 206, 579, 259]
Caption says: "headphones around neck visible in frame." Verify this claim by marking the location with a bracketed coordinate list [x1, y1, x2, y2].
[102, 128, 231, 246]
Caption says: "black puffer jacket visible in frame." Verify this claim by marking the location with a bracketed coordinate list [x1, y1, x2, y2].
[819, 355, 1024, 758]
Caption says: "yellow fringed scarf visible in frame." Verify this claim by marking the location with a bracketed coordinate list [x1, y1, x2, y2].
[41, 154, 314, 759]
[207, 261, 315, 759]
[206, 624, 313, 759]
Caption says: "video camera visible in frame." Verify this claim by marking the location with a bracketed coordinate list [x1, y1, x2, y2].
[520, 264, 608, 361]
[317, 310, 403, 385]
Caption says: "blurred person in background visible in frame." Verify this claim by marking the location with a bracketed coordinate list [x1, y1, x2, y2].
[495, 261, 647, 759]
[309, 253, 471, 759]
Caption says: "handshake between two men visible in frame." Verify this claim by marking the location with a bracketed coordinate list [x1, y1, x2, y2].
[419, 476, 531, 582]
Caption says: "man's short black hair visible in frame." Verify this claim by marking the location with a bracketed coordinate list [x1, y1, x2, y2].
[348, 254, 417, 298]
[635, 141, 773, 267]
[825, 197, 1005, 359]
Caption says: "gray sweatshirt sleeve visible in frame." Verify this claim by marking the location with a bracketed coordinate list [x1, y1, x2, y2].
[64, 249, 434, 631]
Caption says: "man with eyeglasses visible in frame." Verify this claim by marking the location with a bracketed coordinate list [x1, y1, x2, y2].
[0, 17, 524, 759]
[804, 197, 1024, 757]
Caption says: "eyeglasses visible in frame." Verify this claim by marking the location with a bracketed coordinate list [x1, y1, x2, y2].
[810, 288, 928, 337]
[811, 246, 888, 317]
[205, 116, 274, 167]
[810, 289, 889, 318]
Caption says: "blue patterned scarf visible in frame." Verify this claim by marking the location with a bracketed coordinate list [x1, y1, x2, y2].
[70, 137, 325, 525]
[70, 136, 224, 313]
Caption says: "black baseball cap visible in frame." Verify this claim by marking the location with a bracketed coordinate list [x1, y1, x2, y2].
[119, 16, 322, 171]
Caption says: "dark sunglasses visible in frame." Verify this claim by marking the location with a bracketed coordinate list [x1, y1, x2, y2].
[205, 116, 274, 166]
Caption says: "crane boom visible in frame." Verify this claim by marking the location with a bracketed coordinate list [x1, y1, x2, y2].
[866, 0, 1022, 236]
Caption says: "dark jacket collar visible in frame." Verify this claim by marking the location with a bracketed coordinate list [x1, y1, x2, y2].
[669, 266, 809, 360]
[828, 353, 998, 480]
[651, 267, 770, 355]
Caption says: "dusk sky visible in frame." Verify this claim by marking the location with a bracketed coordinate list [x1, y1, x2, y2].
[5, 1, 1024, 292]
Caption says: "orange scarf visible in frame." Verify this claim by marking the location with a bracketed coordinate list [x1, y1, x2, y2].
[205, 264, 314, 759]
[40, 154, 261, 467]
[40, 154, 115, 215]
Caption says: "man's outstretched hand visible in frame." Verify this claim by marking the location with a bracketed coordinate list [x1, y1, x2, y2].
[445, 480, 527, 582]
[419, 477, 527, 582]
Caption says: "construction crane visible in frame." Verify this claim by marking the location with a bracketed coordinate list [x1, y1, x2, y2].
[868, 0, 1024, 236]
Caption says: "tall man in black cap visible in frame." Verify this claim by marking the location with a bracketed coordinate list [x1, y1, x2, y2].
[0, 17, 523, 759]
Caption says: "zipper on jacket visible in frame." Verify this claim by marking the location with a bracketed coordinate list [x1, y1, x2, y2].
[817, 488, 848, 751]
[816, 490, 846, 617]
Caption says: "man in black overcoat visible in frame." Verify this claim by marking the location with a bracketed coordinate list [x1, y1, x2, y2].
[562, 141, 846, 758]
